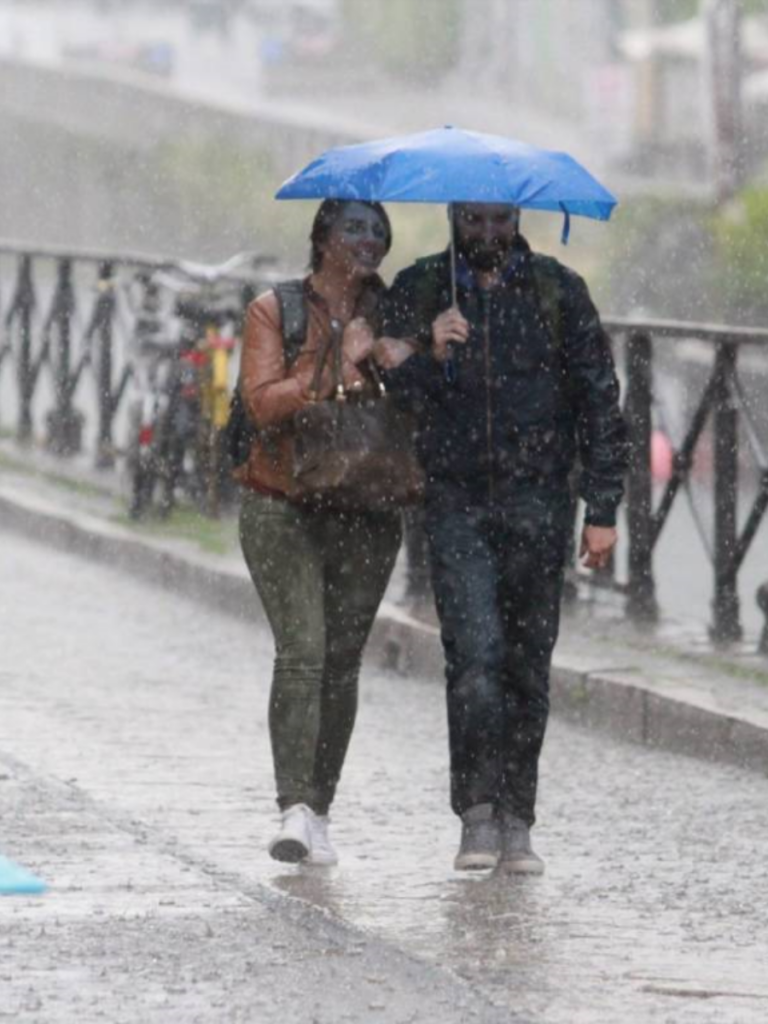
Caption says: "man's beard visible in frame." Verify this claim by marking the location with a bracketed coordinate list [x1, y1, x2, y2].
[457, 237, 515, 271]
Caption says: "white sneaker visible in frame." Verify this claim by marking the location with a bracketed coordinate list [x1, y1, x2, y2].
[268, 804, 312, 863]
[307, 813, 338, 866]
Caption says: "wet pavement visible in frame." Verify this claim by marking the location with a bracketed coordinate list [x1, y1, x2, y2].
[2, 529, 768, 1023]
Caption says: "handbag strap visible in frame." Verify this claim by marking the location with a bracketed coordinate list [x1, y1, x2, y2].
[307, 317, 345, 403]
[364, 357, 387, 397]
[274, 279, 310, 365]
[304, 281, 384, 403]
[331, 319, 346, 403]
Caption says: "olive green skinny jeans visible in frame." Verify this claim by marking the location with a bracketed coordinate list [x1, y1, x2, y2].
[239, 490, 402, 815]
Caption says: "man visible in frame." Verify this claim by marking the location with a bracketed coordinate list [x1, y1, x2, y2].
[375, 203, 628, 874]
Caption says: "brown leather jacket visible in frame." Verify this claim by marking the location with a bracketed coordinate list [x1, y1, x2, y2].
[235, 279, 381, 497]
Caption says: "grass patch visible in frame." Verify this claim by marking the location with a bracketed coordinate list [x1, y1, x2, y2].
[624, 636, 768, 689]
[0, 449, 111, 500]
[667, 647, 768, 688]
[42, 473, 110, 500]
[0, 449, 33, 475]
[114, 505, 240, 557]
[1, 443, 240, 557]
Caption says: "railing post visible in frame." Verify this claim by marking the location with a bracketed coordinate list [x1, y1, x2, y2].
[94, 261, 117, 468]
[46, 258, 82, 455]
[15, 256, 35, 443]
[757, 582, 768, 655]
[625, 330, 658, 623]
[711, 343, 742, 643]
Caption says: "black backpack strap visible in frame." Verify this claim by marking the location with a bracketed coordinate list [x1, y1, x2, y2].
[228, 279, 308, 468]
[529, 256, 564, 352]
[528, 255, 581, 416]
[274, 278, 309, 366]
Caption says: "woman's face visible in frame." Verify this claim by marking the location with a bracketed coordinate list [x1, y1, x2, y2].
[320, 202, 389, 279]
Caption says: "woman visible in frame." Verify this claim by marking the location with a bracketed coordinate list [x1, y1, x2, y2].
[237, 200, 402, 866]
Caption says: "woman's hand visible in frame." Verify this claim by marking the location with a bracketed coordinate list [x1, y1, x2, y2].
[579, 525, 618, 570]
[431, 307, 469, 363]
[373, 336, 417, 370]
[342, 317, 376, 365]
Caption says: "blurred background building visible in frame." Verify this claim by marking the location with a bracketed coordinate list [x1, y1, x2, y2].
[2, 0, 768, 321]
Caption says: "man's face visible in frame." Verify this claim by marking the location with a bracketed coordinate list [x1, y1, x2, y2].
[453, 203, 519, 271]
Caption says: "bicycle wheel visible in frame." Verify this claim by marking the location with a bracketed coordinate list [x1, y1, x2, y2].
[127, 454, 157, 520]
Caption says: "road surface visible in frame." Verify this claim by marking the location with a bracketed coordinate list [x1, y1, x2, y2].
[1, 528, 767, 1022]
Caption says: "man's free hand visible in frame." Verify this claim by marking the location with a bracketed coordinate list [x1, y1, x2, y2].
[579, 525, 618, 570]
[432, 307, 470, 363]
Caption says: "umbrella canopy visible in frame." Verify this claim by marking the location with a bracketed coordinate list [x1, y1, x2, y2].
[275, 126, 617, 227]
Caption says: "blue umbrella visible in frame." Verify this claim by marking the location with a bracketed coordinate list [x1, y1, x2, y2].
[276, 126, 617, 307]
[276, 125, 617, 238]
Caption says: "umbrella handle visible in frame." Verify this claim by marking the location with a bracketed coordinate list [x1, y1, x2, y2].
[444, 347, 457, 384]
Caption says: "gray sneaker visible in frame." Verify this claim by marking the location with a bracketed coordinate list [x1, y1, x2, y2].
[497, 813, 544, 875]
[454, 803, 501, 871]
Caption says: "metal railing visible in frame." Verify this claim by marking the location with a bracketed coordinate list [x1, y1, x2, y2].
[0, 240, 273, 468]
[1, 241, 178, 467]
[604, 316, 768, 645]
[1, 240, 767, 644]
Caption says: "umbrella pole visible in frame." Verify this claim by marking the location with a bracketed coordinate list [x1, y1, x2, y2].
[449, 203, 457, 307]
[444, 204, 458, 385]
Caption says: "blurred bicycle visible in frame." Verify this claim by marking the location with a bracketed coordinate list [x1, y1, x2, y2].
[124, 251, 275, 519]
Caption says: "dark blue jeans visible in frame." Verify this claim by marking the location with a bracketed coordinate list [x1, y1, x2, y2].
[425, 490, 569, 825]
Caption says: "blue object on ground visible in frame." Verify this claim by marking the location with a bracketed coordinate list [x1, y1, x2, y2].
[0, 855, 47, 895]
[275, 125, 617, 225]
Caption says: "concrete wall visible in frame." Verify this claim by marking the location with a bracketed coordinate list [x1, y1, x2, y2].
[0, 59, 360, 259]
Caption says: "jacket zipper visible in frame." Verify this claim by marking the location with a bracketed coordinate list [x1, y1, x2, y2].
[482, 294, 495, 503]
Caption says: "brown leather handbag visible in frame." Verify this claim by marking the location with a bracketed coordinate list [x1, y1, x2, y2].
[292, 319, 424, 511]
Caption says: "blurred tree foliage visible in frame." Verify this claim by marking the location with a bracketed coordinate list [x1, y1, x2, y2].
[603, 197, 717, 321]
[341, 0, 461, 83]
[602, 184, 768, 326]
[711, 186, 768, 322]
[655, 0, 768, 20]
[155, 134, 307, 263]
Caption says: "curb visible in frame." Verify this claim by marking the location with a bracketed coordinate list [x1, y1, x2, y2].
[2, 485, 767, 778]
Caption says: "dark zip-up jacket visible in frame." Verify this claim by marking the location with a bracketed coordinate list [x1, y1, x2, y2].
[380, 239, 629, 526]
